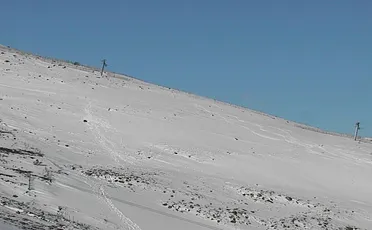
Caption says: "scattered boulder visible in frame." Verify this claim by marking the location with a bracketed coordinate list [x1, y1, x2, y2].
[33, 159, 42, 165]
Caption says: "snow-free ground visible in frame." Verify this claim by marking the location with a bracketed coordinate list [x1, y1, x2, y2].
[0, 45, 371, 230]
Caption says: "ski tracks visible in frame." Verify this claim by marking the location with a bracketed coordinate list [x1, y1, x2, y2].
[83, 101, 142, 230]
[194, 104, 232, 124]
[68, 171, 142, 230]
[84, 102, 135, 165]
[216, 112, 338, 159]
[0, 82, 57, 95]
[194, 102, 337, 160]
[100, 186, 142, 230]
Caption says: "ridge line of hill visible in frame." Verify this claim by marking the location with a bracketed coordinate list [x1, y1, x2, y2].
[1, 44, 370, 143]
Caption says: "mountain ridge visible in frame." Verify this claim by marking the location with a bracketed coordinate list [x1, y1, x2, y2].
[1, 44, 368, 141]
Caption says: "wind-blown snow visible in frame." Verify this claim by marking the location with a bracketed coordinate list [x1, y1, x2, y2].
[0, 45, 371, 230]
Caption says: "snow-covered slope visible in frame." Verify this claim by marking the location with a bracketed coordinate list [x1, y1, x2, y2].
[0, 46, 371, 230]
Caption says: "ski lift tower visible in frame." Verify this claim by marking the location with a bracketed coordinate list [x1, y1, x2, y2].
[354, 121, 360, 141]
[101, 59, 108, 76]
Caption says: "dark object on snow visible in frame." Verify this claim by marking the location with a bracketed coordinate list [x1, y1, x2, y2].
[101, 59, 107, 76]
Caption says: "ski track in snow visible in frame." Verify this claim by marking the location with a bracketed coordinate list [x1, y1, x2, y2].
[83, 101, 141, 229]
[63, 170, 223, 230]
[100, 186, 142, 230]
[0, 82, 57, 95]
[192, 105, 324, 152]
[209, 109, 336, 160]
[193, 104, 232, 124]
[216, 110, 372, 165]
[171, 100, 369, 165]
[68, 171, 141, 230]
[241, 125, 281, 141]
[84, 102, 135, 165]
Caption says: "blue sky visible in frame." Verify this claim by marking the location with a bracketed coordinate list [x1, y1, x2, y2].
[1, 1, 371, 136]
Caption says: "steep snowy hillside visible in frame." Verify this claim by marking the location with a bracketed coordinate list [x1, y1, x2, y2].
[0, 46, 371, 230]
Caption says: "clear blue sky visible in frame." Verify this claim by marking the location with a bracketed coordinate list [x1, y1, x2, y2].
[1, 1, 371, 136]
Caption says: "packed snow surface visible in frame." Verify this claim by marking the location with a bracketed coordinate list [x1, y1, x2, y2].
[0, 46, 371, 229]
